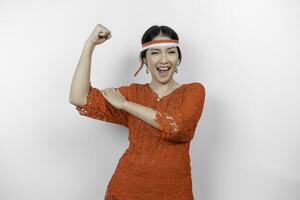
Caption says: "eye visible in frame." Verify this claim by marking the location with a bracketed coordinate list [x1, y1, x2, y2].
[151, 52, 159, 55]
[168, 51, 176, 54]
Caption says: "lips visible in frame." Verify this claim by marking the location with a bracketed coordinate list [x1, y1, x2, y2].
[156, 66, 171, 72]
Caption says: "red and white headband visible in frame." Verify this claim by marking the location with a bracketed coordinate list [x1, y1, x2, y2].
[133, 39, 179, 77]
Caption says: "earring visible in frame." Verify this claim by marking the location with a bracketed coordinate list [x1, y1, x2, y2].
[175, 67, 178, 73]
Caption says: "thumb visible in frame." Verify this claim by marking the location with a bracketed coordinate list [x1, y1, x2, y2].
[117, 89, 124, 96]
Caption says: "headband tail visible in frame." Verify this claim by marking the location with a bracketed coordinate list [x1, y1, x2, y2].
[133, 60, 144, 77]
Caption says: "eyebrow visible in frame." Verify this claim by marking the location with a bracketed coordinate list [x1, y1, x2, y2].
[149, 47, 176, 51]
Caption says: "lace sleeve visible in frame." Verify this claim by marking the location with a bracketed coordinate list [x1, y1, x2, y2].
[154, 82, 206, 143]
[75, 82, 134, 128]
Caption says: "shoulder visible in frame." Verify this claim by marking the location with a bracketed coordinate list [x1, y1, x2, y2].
[116, 82, 139, 100]
[186, 82, 205, 94]
[181, 82, 206, 103]
[116, 82, 138, 91]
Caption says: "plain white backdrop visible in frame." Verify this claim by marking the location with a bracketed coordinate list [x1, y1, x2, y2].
[0, 0, 299, 199]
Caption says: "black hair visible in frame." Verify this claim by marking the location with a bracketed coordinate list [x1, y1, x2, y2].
[140, 25, 182, 65]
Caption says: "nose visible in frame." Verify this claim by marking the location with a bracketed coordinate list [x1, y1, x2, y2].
[160, 53, 168, 64]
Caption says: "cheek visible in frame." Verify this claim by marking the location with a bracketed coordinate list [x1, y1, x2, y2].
[169, 56, 179, 64]
[148, 56, 160, 65]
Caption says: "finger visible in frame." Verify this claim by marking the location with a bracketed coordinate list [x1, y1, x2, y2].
[99, 31, 106, 37]
[101, 89, 110, 96]
[117, 89, 122, 96]
[100, 89, 107, 96]
[112, 88, 120, 96]
[105, 88, 114, 95]
[101, 31, 110, 38]
[99, 32, 109, 39]
[105, 88, 111, 93]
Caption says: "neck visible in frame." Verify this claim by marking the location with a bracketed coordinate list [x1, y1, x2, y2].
[149, 79, 177, 91]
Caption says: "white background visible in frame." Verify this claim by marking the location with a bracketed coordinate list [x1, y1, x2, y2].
[0, 0, 299, 200]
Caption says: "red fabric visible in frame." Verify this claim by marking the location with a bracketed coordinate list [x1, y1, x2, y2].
[75, 82, 206, 200]
[76, 82, 131, 127]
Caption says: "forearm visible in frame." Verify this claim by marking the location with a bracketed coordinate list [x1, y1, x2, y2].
[122, 101, 160, 129]
[69, 41, 95, 105]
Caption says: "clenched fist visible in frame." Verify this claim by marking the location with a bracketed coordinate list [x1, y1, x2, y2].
[85, 24, 112, 47]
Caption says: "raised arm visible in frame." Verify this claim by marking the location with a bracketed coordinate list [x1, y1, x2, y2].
[69, 24, 111, 106]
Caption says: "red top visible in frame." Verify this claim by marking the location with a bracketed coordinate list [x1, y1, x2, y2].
[75, 82, 206, 200]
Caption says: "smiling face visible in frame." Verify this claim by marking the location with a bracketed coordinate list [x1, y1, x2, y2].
[143, 35, 179, 84]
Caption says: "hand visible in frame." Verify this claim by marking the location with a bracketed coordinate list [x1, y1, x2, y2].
[85, 24, 112, 47]
[100, 88, 127, 110]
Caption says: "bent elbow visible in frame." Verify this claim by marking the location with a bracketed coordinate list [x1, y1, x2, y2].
[69, 97, 87, 107]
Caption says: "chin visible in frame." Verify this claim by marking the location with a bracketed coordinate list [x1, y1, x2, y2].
[155, 72, 175, 83]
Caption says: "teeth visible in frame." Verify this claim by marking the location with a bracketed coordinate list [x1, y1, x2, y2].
[157, 67, 170, 70]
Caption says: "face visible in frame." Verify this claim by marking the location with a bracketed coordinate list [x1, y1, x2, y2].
[143, 35, 179, 84]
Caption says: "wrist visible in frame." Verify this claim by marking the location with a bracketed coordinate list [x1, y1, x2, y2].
[122, 100, 130, 111]
[84, 40, 96, 50]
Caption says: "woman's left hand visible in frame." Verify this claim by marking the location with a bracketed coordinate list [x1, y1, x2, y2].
[100, 88, 127, 110]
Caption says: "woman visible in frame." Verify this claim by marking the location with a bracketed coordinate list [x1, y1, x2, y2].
[69, 24, 206, 200]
